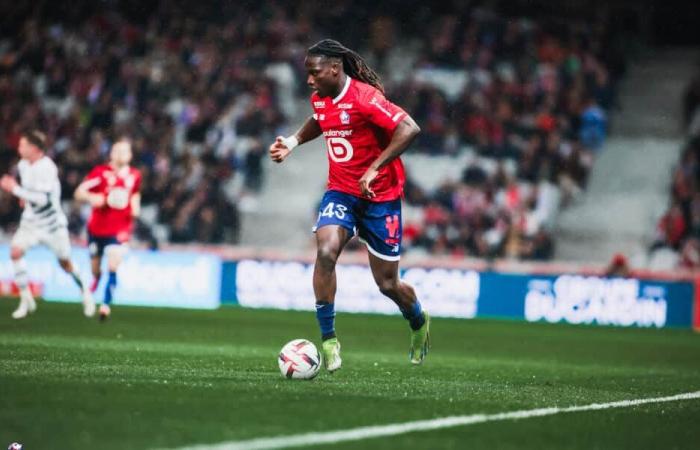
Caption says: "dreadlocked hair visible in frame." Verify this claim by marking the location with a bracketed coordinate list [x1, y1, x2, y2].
[308, 39, 384, 94]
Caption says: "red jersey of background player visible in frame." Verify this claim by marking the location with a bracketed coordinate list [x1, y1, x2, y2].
[82, 165, 141, 240]
[311, 77, 407, 202]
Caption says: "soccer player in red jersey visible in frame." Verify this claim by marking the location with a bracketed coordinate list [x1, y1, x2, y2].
[74, 138, 141, 320]
[269, 39, 429, 371]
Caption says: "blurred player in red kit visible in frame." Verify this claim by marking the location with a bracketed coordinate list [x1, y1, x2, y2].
[74, 138, 141, 320]
[269, 39, 428, 372]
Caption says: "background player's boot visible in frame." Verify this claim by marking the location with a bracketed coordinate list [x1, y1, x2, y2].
[82, 290, 96, 317]
[322, 338, 342, 372]
[12, 292, 36, 319]
[99, 304, 111, 322]
[409, 311, 430, 365]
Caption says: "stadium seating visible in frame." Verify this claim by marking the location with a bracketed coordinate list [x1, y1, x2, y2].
[0, 2, 624, 260]
[647, 65, 700, 268]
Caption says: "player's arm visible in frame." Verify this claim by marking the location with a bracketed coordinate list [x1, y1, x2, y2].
[0, 174, 50, 206]
[74, 177, 105, 208]
[359, 116, 421, 198]
[131, 171, 142, 218]
[269, 116, 322, 163]
[130, 193, 141, 218]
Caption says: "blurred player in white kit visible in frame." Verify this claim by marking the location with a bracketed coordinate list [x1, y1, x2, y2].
[0, 129, 95, 319]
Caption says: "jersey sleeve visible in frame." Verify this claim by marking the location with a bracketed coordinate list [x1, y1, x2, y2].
[358, 88, 407, 133]
[81, 167, 104, 192]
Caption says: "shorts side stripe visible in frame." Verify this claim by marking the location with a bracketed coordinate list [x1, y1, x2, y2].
[357, 237, 401, 261]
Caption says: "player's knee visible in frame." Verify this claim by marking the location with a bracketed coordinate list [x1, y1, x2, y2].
[105, 246, 124, 269]
[316, 244, 340, 271]
[107, 254, 120, 271]
[10, 247, 24, 260]
[377, 278, 400, 298]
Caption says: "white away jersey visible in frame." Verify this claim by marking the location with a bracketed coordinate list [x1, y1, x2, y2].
[17, 157, 67, 231]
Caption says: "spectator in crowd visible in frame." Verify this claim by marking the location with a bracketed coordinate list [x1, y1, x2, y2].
[604, 253, 631, 277]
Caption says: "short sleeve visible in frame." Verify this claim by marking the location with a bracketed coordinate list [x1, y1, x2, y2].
[81, 167, 104, 192]
[133, 170, 142, 193]
[359, 89, 407, 133]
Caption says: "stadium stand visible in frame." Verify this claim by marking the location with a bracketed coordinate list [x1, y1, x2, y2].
[650, 64, 700, 268]
[0, 2, 625, 260]
[385, 9, 623, 259]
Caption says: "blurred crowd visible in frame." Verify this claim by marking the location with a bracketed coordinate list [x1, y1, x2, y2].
[0, 2, 298, 245]
[0, 1, 626, 259]
[651, 65, 700, 268]
[382, 8, 623, 259]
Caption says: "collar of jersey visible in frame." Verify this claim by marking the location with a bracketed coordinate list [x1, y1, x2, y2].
[332, 76, 352, 104]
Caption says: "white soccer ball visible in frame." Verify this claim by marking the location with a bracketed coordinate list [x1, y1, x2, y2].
[278, 339, 321, 380]
[8, 443, 23, 450]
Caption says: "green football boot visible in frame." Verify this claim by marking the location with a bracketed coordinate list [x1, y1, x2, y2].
[322, 337, 342, 372]
[409, 311, 430, 365]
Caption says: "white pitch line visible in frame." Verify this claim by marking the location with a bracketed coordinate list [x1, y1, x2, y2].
[175, 391, 700, 450]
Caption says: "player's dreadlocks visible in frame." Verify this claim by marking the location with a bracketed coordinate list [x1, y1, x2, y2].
[308, 39, 384, 94]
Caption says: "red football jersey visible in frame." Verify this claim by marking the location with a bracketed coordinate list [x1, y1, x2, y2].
[82, 165, 141, 240]
[310, 77, 408, 202]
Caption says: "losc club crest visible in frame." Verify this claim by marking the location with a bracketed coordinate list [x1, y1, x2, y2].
[340, 110, 350, 125]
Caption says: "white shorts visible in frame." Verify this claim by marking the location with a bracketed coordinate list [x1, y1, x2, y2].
[11, 223, 72, 260]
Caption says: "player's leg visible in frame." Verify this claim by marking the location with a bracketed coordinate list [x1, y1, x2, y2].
[51, 228, 95, 317]
[100, 242, 126, 320]
[90, 255, 101, 292]
[359, 199, 430, 364]
[367, 254, 430, 364]
[9, 226, 38, 319]
[314, 225, 351, 372]
[9, 246, 36, 318]
[314, 225, 350, 329]
[87, 235, 103, 294]
[313, 191, 357, 372]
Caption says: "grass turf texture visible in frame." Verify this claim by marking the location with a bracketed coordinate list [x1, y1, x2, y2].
[1, 299, 699, 450]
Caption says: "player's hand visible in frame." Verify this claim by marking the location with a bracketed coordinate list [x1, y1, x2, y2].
[269, 136, 292, 164]
[89, 193, 106, 208]
[0, 175, 18, 193]
[359, 167, 379, 199]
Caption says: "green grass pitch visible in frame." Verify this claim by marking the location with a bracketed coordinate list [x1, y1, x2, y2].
[1, 299, 700, 449]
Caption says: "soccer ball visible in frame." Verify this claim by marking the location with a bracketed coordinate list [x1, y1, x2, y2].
[8, 443, 22, 450]
[278, 339, 321, 380]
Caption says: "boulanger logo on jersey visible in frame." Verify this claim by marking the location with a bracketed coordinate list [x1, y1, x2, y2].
[326, 138, 353, 162]
[323, 130, 354, 163]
